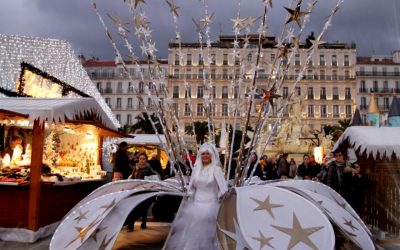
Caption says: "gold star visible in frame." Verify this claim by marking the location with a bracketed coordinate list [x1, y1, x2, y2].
[243, 16, 258, 28]
[252, 230, 274, 249]
[130, 0, 146, 9]
[74, 210, 89, 224]
[331, 196, 347, 209]
[231, 15, 246, 29]
[272, 213, 323, 250]
[91, 226, 107, 242]
[343, 218, 358, 232]
[284, 2, 311, 28]
[277, 43, 291, 59]
[64, 215, 103, 248]
[166, 0, 179, 16]
[200, 13, 214, 26]
[251, 196, 283, 219]
[100, 199, 117, 212]
[192, 18, 204, 34]
[99, 234, 115, 250]
[261, 88, 282, 108]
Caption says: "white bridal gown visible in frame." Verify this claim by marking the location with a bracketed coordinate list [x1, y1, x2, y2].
[166, 164, 226, 250]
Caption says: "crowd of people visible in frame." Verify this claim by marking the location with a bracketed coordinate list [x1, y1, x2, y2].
[112, 141, 367, 234]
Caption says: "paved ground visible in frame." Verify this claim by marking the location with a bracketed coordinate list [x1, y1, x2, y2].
[0, 221, 170, 250]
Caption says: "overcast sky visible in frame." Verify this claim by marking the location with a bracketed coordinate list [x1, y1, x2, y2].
[0, 0, 399, 60]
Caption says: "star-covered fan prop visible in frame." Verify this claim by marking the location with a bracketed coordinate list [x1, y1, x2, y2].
[261, 87, 282, 108]
[284, 0, 311, 28]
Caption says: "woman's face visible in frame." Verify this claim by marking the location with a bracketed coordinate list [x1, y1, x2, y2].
[201, 151, 212, 166]
[138, 155, 147, 165]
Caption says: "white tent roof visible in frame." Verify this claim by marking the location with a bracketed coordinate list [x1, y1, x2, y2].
[333, 127, 400, 159]
[115, 134, 166, 146]
[0, 97, 117, 130]
[0, 35, 119, 128]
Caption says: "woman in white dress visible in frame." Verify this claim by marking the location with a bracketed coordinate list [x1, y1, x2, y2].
[165, 142, 228, 250]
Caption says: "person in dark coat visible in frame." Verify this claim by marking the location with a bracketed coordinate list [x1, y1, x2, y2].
[277, 153, 290, 179]
[327, 147, 350, 195]
[297, 154, 312, 180]
[113, 141, 131, 180]
[148, 153, 163, 179]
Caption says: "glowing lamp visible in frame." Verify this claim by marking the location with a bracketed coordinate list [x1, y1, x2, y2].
[3, 154, 11, 167]
[313, 146, 324, 164]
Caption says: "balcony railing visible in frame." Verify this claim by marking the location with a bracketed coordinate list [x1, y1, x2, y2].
[345, 95, 352, 100]
[307, 94, 314, 100]
[332, 95, 339, 100]
[116, 88, 124, 94]
[370, 88, 398, 94]
[104, 88, 113, 94]
[320, 94, 326, 100]
[359, 104, 367, 110]
[359, 88, 368, 93]
[379, 105, 390, 112]
[357, 71, 400, 77]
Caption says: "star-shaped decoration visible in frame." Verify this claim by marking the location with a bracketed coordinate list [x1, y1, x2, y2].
[243, 16, 258, 28]
[200, 13, 214, 26]
[308, 38, 326, 51]
[64, 215, 103, 248]
[98, 234, 115, 250]
[130, 0, 146, 9]
[261, 88, 282, 108]
[343, 218, 358, 232]
[331, 196, 346, 209]
[91, 226, 107, 242]
[166, 0, 179, 16]
[134, 15, 149, 29]
[277, 43, 291, 59]
[251, 196, 284, 219]
[284, 2, 311, 28]
[192, 18, 204, 34]
[100, 199, 117, 212]
[74, 210, 89, 224]
[252, 230, 274, 249]
[231, 15, 246, 29]
[272, 213, 324, 250]
[218, 219, 250, 250]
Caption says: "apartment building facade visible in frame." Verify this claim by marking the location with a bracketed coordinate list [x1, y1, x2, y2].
[356, 51, 400, 124]
[168, 35, 357, 132]
[83, 57, 168, 128]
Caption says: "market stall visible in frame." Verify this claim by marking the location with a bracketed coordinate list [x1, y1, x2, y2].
[333, 127, 400, 237]
[0, 98, 128, 242]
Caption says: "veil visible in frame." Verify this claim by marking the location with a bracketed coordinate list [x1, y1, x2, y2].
[191, 142, 221, 184]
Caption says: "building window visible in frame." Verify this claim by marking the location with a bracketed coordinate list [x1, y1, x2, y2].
[174, 68, 179, 78]
[295, 86, 301, 96]
[199, 54, 203, 65]
[127, 114, 132, 125]
[211, 54, 216, 65]
[384, 97, 390, 110]
[332, 70, 337, 80]
[333, 87, 339, 100]
[382, 67, 387, 76]
[319, 55, 325, 66]
[187, 54, 192, 65]
[332, 55, 337, 66]
[223, 69, 228, 79]
[333, 105, 339, 118]
[197, 103, 203, 116]
[139, 81, 144, 93]
[283, 87, 289, 97]
[344, 55, 349, 66]
[184, 103, 191, 116]
[360, 97, 366, 109]
[320, 87, 326, 100]
[129, 68, 135, 76]
[222, 104, 228, 116]
[319, 70, 325, 80]
[344, 70, 350, 80]
[199, 68, 204, 79]
[105, 82, 112, 94]
[307, 87, 314, 100]
[321, 105, 327, 118]
[345, 105, 352, 118]
[295, 54, 300, 65]
[172, 103, 179, 116]
[360, 80, 366, 93]
[211, 69, 216, 79]
[96, 82, 102, 92]
[223, 54, 228, 65]
[383, 81, 389, 92]
[127, 98, 133, 109]
[116, 98, 122, 109]
[308, 105, 314, 117]
[210, 104, 216, 116]
[173, 86, 179, 98]
[186, 69, 192, 79]
[185, 86, 191, 98]
[175, 54, 179, 65]
[234, 86, 239, 98]
[345, 88, 351, 100]
[197, 86, 204, 98]
[105, 97, 111, 108]
[212, 86, 216, 99]
[116, 114, 121, 123]
[247, 53, 252, 62]
[373, 80, 378, 92]
[116, 82, 123, 93]
[222, 86, 229, 99]
[270, 54, 275, 62]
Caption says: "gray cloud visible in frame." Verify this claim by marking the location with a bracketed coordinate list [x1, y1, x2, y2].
[0, 0, 398, 59]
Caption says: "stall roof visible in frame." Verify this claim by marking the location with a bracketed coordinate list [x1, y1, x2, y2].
[333, 127, 400, 159]
[115, 134, 167, 146]
[0, 35, 119, 128]
[0, 97, 118, 131]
